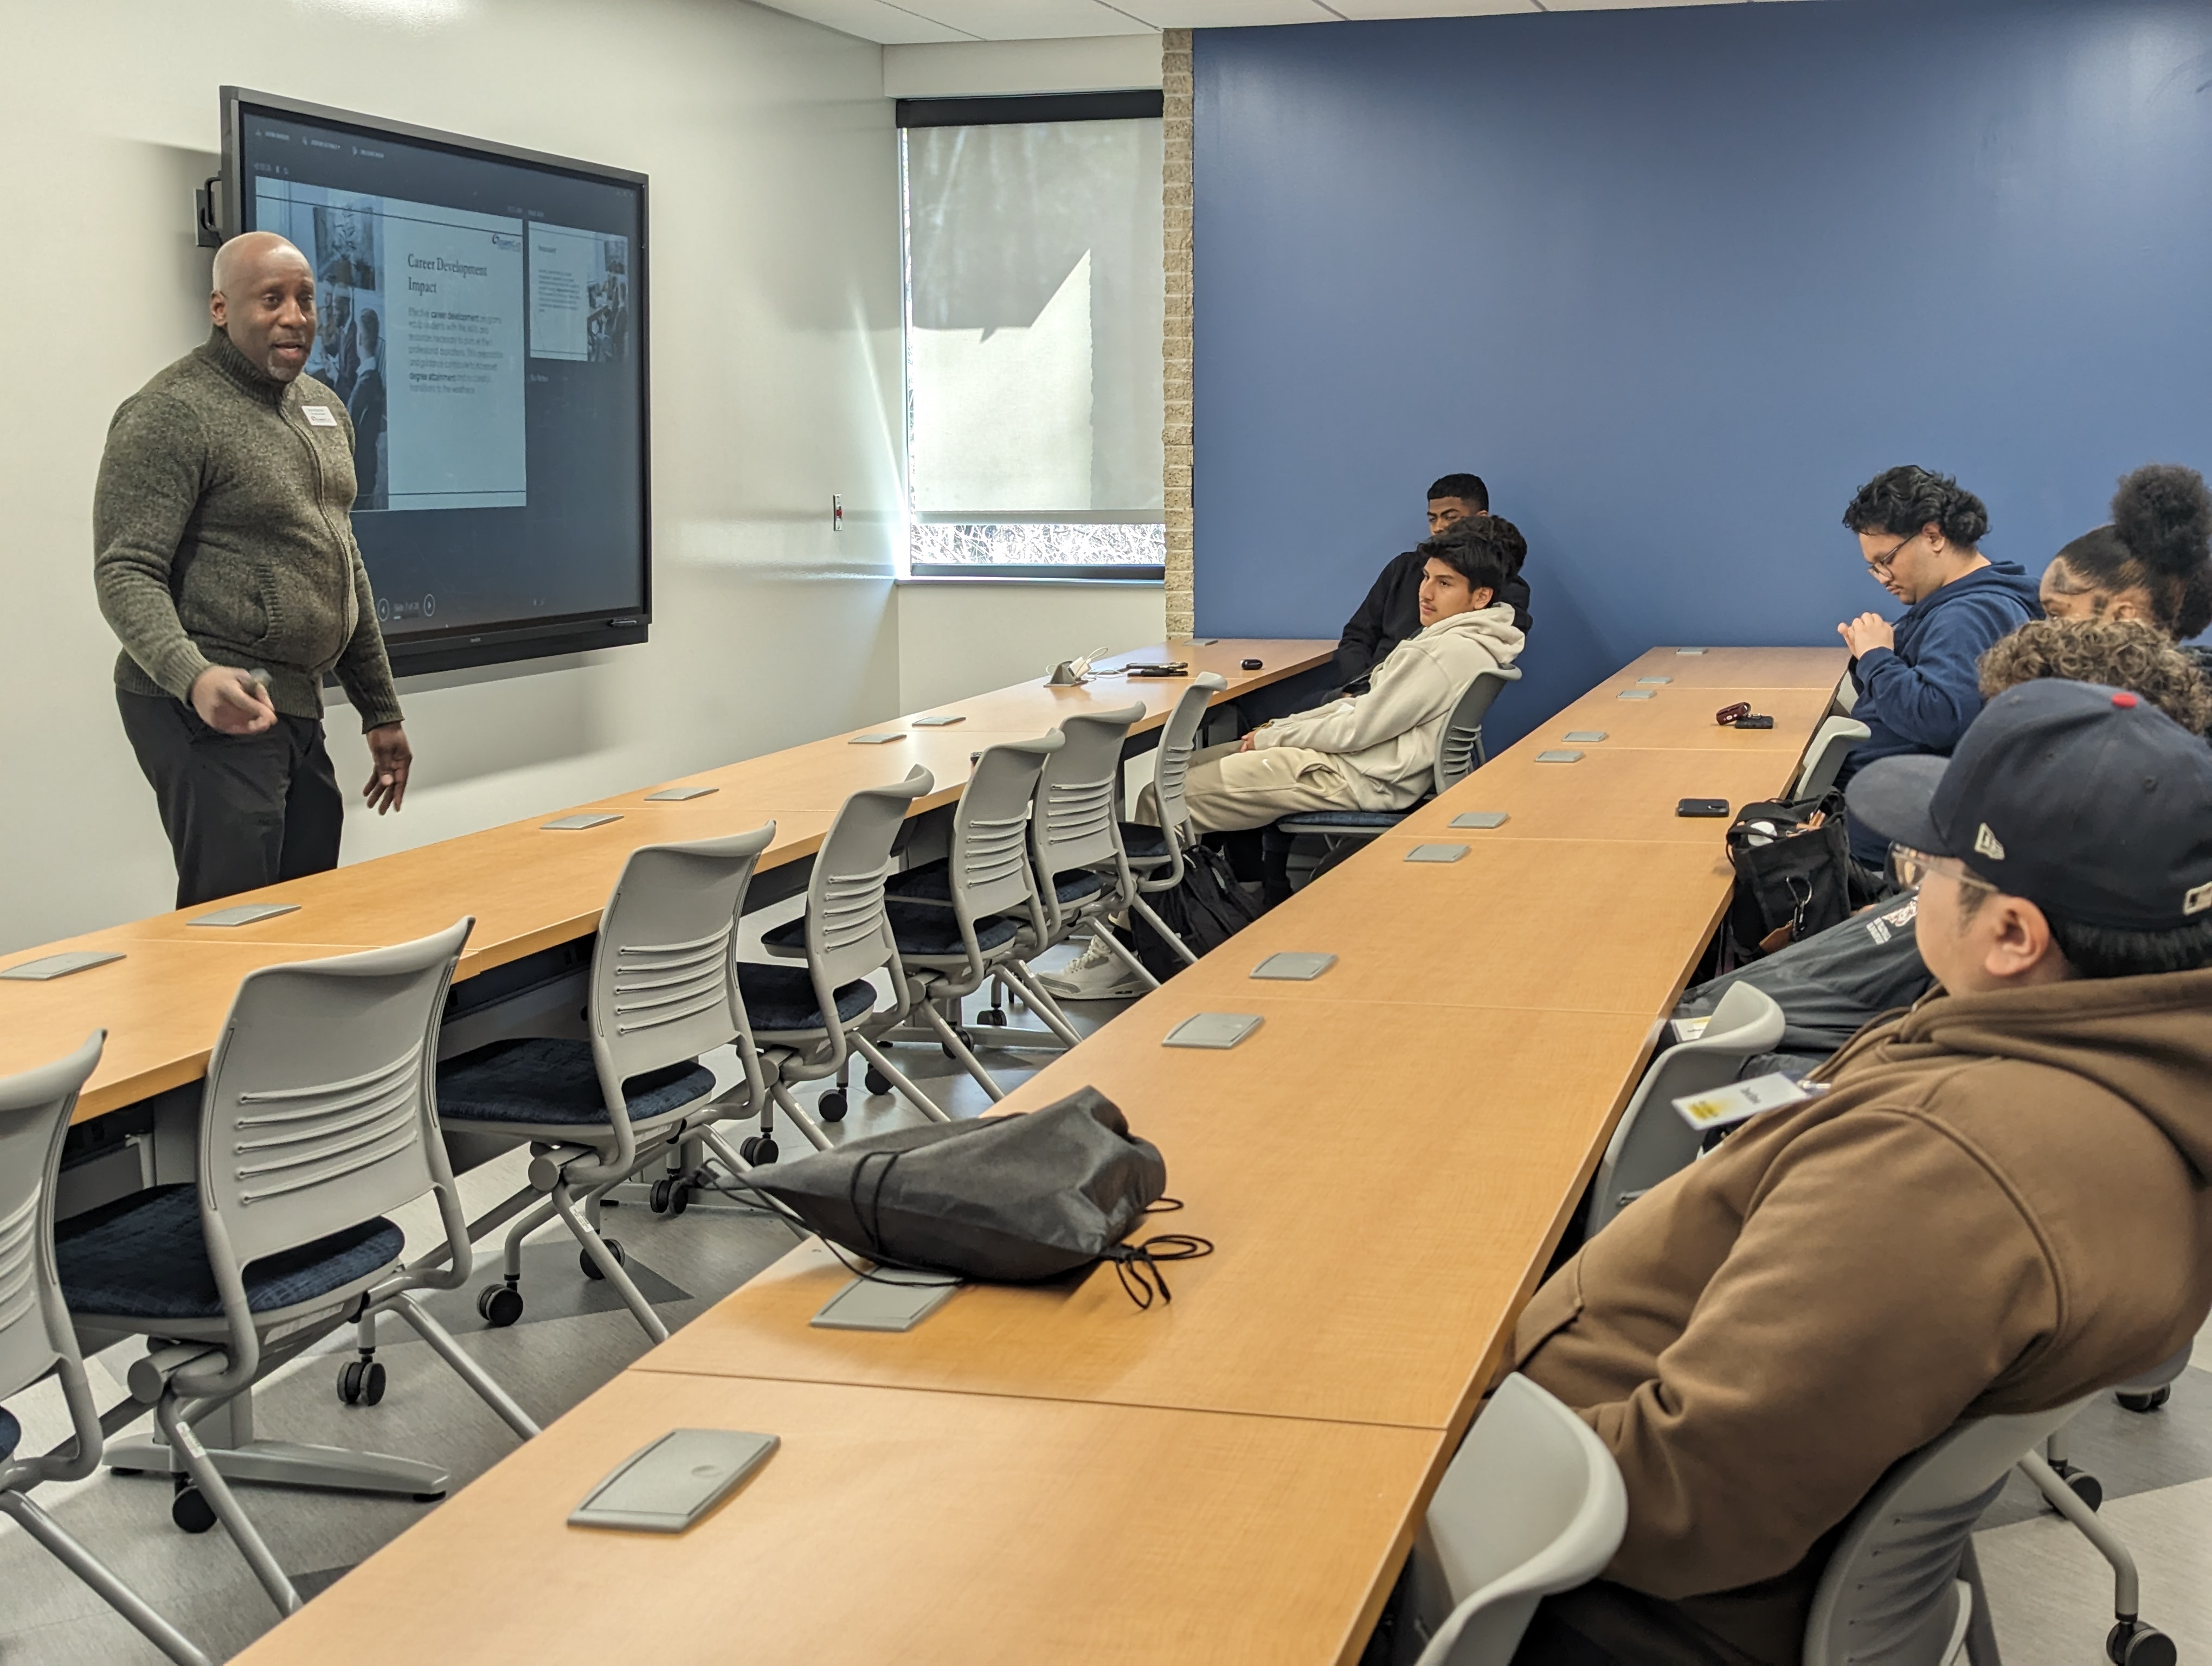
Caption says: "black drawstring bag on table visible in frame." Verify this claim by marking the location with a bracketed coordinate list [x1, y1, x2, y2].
[741, 1086, 1211, 1308]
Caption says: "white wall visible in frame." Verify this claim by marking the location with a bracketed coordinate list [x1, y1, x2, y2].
[0, 0, 905, 952]
[883, 34, 1162, 98]
[895, 581, 1165, 712]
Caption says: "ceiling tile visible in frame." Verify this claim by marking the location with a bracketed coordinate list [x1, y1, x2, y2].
[1326, 0, 1534, 16]
[910, 0, 1157, 39]
[756, 0, 981, 42]
[1110, 0, 1334, 23]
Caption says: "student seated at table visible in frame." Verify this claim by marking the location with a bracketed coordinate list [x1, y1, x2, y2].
[1674, 463, 2212, 1079]
[1507, 678, 2212, 1666]
[1834, 464, 2041, 874]
[1040, 518, 1525, 1000]
[1674, 616, 2212, 1081]
[2040, 460, 2212, 678]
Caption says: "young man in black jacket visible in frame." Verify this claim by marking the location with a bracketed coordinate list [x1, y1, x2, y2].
[1336, 473, 1534, 691]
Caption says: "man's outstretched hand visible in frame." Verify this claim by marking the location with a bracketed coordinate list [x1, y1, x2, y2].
[190, 665, 277, 734]
[364, 723, 413, 814]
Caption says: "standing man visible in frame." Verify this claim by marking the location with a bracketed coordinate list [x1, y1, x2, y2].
[1834, 465, 2038, 874]
[95, 230, 413, 909]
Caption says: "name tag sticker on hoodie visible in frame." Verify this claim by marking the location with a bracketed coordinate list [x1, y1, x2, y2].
[1675, 1072, 1811, 1132]
[303, 405, 339, 427]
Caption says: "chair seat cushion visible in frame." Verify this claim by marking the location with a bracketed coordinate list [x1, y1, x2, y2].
[1118, 822, 1170, 860]
[438, 1037, 716, 1128]
[761, 915, 806, 952]
[884, 858, 953, 905]
[888, 903, 1020, 958]
[1050, 868, 1108, 904]
[738, 963, 878, 1033]
[1275, 810, 1406, 830]
[56, 1184, 403, 1322]
[0, 1405, 18, 1462]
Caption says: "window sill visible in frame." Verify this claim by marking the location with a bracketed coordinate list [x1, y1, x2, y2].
[895, 572, 1166, 588]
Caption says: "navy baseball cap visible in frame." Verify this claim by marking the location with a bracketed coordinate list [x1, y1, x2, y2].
[1846, 678, 2212, 931]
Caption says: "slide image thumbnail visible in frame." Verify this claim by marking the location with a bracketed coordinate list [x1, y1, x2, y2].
[530, 227, 631, 363]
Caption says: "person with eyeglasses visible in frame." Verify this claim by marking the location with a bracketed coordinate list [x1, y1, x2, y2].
[1834, 465, 2041, 877]
[1500, 677, 2212, 1666]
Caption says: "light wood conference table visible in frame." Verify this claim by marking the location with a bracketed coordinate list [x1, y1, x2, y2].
[4, 639, 1333, 1122]
[233, 644, 1848, 1666]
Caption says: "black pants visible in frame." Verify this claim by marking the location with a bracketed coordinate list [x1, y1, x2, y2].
[118, 690, 345, 909]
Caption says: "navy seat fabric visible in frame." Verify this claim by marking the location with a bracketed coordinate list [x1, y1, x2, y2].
[737, 963, 877, 1032]
[1049, 869, 1108, 903]
[884, 859, 953, 904]
[1118, 822, 1170, 860]
[0, 1405, 18, 1461]
[56, 1184, 402, 1322]
[439, 1037, 716, 1127]
[761, 915, 807, 952]
[888, 904, 1019, 958]
[1276, 810, 1405, 830]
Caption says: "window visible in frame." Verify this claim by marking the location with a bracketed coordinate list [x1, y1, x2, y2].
[898, 93, 1166, 580]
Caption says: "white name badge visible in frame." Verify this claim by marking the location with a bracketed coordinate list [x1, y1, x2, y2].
[303, 405, 339, 428]
[1674, 1072, 1817, 1132]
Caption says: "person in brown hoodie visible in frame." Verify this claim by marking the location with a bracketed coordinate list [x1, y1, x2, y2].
[1509, 677, 2212, 1666]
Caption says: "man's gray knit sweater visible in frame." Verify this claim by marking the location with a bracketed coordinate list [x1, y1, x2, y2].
[94, 328, 403, 731]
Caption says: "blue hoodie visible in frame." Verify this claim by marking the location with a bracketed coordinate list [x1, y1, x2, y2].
[1836, 560, 2042, 864]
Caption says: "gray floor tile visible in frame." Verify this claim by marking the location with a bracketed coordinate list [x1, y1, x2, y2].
[1978, 1473, 2212, 1664]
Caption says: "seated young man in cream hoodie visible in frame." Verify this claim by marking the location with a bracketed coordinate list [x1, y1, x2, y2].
[1040, 516, 1526, 999]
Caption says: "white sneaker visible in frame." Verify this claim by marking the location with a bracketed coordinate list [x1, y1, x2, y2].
[1037, 932, 1148, 1000]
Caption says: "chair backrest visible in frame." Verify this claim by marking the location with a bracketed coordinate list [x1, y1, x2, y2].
[1031, 702, 1146, 937]
[804, 766, 936, 997]
[1793, 716, 1873, 802]
[1585, 983, 1786, 1238]
[1433, 667, 1523, 797]
[198, 919, 472, 1275]
[1402, 1373, 1629, 1666]
[1152, 674, 1230, 863]
[0, 1033, 103, 1407]
[591, 824, 776, 1110]
[949, 735, 1060, 935]
[1804, 1400, 2089, 1666]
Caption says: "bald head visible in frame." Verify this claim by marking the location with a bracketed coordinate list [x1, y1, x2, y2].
[211, 232, 316, 382]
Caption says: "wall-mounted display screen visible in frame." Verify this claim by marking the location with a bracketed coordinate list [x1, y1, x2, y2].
[222, 88, 650, 674]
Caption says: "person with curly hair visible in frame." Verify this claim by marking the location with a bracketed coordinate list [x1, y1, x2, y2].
[1979, 618, 2211, 738]
[1834, 465, 2042, 868]
[2039, 462, 2212, 681]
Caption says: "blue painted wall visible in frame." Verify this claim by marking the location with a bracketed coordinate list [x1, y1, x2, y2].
[1192, 0, 2212, 745]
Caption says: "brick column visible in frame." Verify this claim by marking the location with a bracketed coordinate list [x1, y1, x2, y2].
[1162, 28, 1195, 638]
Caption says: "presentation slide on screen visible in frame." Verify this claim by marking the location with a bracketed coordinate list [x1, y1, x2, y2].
[529, 225, 632, 363]
[255, 180, 528, 512]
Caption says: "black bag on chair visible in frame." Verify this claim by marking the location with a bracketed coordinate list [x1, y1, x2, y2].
[1725, 792, 1854, 960]
[1124, 843, 1265, 981]
[742, 1087, 1193, 1293]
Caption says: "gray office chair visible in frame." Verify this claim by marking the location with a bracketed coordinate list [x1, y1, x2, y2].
[60, 922, 537, 1618]
[1792, 715, 1873, 802]
[1392, 1372, 1628, 1666]
[2025, 1344, 2191, 1666]
[1583, 984, 1786, 1238]
[443, 827, 776, 1343]
[1274, 665, 1522, 882]
[1021, 702, 1159, 997]
[1805, 1396, 2095, 1666]
[0, 1034, 210, 1666]
[1120, 672, 1230, 966]
[873, 733, 1073, 1101]
[749, 768, 951, 1157]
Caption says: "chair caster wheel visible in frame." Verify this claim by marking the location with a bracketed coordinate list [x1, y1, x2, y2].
[171, 1482, 217, 1534]
[976, 1009, 1007, 1027]
[741, 1134, 780, 1165]
[2107, 1621, 2177, 1666]
[2063, 1466, 2104, 1513]
[477, 1283, 523, 1327]
[650, 1176, 674, 1214]
[579, 1238, 626, 1280]
[337, 1358, 387, 1406]
[819, 1089, 848, 1123]
[865, 1066, 891, 1095]
[2117, 1386, 2171, 1414]
[669, 1180, 690, 1215]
